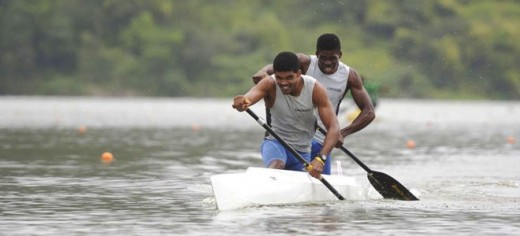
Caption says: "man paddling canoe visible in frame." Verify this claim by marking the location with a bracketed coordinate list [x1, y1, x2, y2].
[232, 51, 340, 179]
[252, 33, 375, 175]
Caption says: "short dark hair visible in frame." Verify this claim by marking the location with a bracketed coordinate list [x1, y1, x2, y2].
[316, 33, 341, 51]
[273, 51, 299, 72]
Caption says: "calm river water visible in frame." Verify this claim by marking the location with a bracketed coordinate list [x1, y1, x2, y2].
[0, 96, 519, 235]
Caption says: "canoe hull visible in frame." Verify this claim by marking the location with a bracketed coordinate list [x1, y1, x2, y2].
[210, 167, 362, 210]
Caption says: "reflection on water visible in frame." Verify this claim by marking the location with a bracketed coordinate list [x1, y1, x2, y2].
[0, 97, 519, 235]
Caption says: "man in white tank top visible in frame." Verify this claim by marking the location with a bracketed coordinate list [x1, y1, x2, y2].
[232, 52, 340, 179]
[252, 34, 375, 175]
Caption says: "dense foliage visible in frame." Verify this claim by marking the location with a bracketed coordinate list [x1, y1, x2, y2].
[1, 0, 519, 99]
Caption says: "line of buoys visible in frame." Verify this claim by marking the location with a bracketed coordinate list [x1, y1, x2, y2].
[403, 135, 515, 150]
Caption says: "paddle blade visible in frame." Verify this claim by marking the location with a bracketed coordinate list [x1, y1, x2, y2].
[368, 171, 419, 201]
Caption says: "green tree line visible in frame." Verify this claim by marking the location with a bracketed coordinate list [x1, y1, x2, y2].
[1, 0, 519, 99]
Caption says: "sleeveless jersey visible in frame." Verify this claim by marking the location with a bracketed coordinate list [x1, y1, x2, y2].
[306, 55, 350, 143]
[266, 75, 317, 152]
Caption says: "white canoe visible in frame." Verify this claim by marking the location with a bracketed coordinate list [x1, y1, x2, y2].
[210, 167, 363, 210]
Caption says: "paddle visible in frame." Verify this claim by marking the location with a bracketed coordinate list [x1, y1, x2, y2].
[245, 108, 345, 200]
[317, 126, 419, 201]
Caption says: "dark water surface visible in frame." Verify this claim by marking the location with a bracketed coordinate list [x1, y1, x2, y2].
[0, 97, 519, 235]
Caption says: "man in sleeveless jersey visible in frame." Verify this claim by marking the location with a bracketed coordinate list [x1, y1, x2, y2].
[252, 34, 375, 175]
[232, 52, 340, 179]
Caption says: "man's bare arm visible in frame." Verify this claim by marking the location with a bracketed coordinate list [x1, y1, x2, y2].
[232, 78, 275, 111]
[341, 68, 375, 138]
[308, 82, 340, 178]
[313, 82, 340, 156]
[252, 64, 273, 84]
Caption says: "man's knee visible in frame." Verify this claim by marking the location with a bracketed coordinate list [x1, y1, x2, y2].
[268, 159, 285, 169]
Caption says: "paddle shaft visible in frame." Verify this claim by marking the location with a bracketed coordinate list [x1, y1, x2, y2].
[316, 126, 373, 173]
[245, 109, 345, 200]
[316, 126, 419, 201]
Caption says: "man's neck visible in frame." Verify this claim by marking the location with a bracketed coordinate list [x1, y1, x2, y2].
[289, 76, 304, 96]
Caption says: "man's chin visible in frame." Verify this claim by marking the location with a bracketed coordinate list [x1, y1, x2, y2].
[322, 68, 336, 74]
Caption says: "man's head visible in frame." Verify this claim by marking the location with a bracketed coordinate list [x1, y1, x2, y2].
[316, 33, 341, 51]
[273, 51, 302, 95]
[273, 51, 300, 73]
[316, 33, 342, 75]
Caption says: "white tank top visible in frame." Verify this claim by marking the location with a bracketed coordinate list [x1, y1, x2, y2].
[267, 75, 317, 152]
[306, 55, 350, 143]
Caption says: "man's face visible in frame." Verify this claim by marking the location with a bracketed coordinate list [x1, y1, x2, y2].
[316, 50, 341, 75]
[274, 70, 301, 95]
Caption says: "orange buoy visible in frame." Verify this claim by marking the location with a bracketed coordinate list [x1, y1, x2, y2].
[101, 152, 114, 164]
[507, 135, 516, 144]
[78, 125, 87, 135]
[191, 123, 201, 131]
[406, 139, 416, 149]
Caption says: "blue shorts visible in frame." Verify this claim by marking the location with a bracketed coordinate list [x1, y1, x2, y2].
[310, 139, 332, 175]
[260, 139, 310, 172]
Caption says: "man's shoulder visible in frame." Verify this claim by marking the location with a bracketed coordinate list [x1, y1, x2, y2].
[331, 62, 350, 80]
[297, 53, 312, 62]
[302, 75, 319, 92]
[338, 60, 350, 70]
